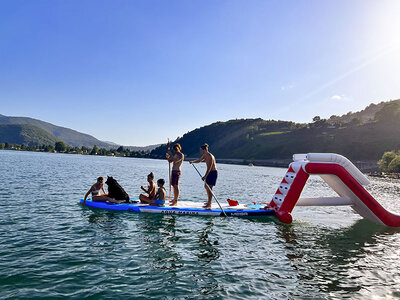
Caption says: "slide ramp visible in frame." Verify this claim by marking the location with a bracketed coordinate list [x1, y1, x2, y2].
[270, 153, 400, 227]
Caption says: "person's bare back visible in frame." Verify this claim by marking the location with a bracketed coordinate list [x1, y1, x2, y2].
[203, 151, 217, 171]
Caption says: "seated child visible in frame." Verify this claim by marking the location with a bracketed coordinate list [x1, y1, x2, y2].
[139, 172, 156, 204]
[150, 179, 166, 206]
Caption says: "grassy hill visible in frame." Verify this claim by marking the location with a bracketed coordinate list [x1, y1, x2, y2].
[150, 100, 400, 161]
[0, 124, 60, 146]
[0, 114, 112, 148]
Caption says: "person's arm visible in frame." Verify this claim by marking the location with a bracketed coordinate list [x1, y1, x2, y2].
[101, 186, 107, 195]
[190, 155, 204, 164]
[141, 185, 149, 194]
[166, 150, 173, 162]
[83, 186, 93, 204]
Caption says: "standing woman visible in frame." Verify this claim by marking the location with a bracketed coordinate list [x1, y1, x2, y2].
[83, 176, 119, 205]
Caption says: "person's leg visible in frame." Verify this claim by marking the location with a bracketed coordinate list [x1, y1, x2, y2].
[203, 184, 213, 209]
[139, 194, 151, 204]
[93, 195, 122, 204]
[171, 184, 179, 206]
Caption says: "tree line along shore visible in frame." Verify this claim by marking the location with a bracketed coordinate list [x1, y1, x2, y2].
[2, 99, 400, 175]
[2, 142, 399, 175]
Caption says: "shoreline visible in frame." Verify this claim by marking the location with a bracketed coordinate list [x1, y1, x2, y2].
[1, 148, 381, 173]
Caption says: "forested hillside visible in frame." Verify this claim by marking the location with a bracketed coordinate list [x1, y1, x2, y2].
[0, 124, 60, 146]
[151, 100, 400, 161]
[0, 114, 111, 148]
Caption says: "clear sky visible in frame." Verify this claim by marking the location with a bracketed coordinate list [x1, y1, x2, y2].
[1, 0, 400, 146]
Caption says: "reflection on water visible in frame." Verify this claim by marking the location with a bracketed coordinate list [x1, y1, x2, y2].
[197, 219, 220, 264]
[1, 150, 400, 298]
[277, 219, 400, 298]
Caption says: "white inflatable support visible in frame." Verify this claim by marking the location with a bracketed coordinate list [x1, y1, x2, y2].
[296, 197, 353, 206]
[305, 153, 370, 186]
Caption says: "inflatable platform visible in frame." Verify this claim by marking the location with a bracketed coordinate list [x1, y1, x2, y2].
[270, 153, 400, 227]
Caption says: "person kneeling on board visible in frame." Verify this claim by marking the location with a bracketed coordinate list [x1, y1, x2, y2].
[139, 172, 156, 203]
[83, 176, 121, 205]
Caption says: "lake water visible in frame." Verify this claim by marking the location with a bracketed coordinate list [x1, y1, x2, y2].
[1, 150, 400, 299]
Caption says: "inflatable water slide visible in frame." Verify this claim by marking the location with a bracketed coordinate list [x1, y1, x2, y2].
[270, 153, 400, 227]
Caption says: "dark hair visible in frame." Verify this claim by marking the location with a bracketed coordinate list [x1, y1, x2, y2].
[97, 176, 104, 182]
[157, 178, 165, 185]
[148, 172, 154, 179]
[173, 143, 182, 151]
[200, 143, 209, 150]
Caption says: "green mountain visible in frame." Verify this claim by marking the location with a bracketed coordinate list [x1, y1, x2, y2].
[150, 99, 400, 161]
[0, 114, 112, 148]
[0, 124, 60, 146]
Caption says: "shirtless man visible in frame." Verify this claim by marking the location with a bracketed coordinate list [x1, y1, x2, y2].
[190, 143, 217, 209]
[166, 143, 184, 206]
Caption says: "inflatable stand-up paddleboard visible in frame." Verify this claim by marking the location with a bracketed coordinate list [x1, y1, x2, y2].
[80, 153, 400, 227]
[80, 199, 275, 217]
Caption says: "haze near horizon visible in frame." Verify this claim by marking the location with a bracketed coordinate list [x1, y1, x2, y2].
[1, 0, 399, 146]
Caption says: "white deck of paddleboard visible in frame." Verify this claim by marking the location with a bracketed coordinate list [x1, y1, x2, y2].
[134, 200, 251, 210]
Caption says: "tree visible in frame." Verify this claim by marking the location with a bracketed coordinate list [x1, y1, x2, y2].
[349, 117, 361, 126]
[90, 144, 98, 155]
[378, 151, 397, 171]
[44, 145, 54, 152]
[312, 116, 321, 122]
[117, 146, 124, 153]
[388, 156, 400, 172]
[55, 141, 67, 152]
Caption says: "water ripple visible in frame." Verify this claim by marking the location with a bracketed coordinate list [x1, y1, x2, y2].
[1, 150, 400, 298]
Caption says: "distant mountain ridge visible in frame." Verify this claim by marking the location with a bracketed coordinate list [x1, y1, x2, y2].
[0, 124, 60, 146]
[0, 114, 112, 148]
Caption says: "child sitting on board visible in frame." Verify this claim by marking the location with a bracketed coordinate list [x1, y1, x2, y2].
[151, 179, 166, 206]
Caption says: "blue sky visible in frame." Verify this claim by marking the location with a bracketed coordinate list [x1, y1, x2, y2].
[1, 0, 400, 146]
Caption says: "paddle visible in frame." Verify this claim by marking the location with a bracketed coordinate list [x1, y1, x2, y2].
[191, 163, 227, 217]
[167, 139, 172, 203]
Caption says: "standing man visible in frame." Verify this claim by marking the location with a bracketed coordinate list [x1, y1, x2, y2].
[166, 143, 184, 206]
[190, 143, 217, 209]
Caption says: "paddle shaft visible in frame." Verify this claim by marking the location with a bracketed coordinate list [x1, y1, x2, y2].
[191, 163, 227, 217]
[168, 139, 171, 202]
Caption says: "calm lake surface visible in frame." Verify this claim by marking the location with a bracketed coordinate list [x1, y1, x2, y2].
[1, 150, 400, 299]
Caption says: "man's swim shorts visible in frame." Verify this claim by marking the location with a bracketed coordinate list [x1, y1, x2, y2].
[171, 170, 181, 186]
[205, 170, 218, 186]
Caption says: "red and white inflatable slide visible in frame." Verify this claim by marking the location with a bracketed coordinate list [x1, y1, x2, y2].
[269, 153, 400, 227]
